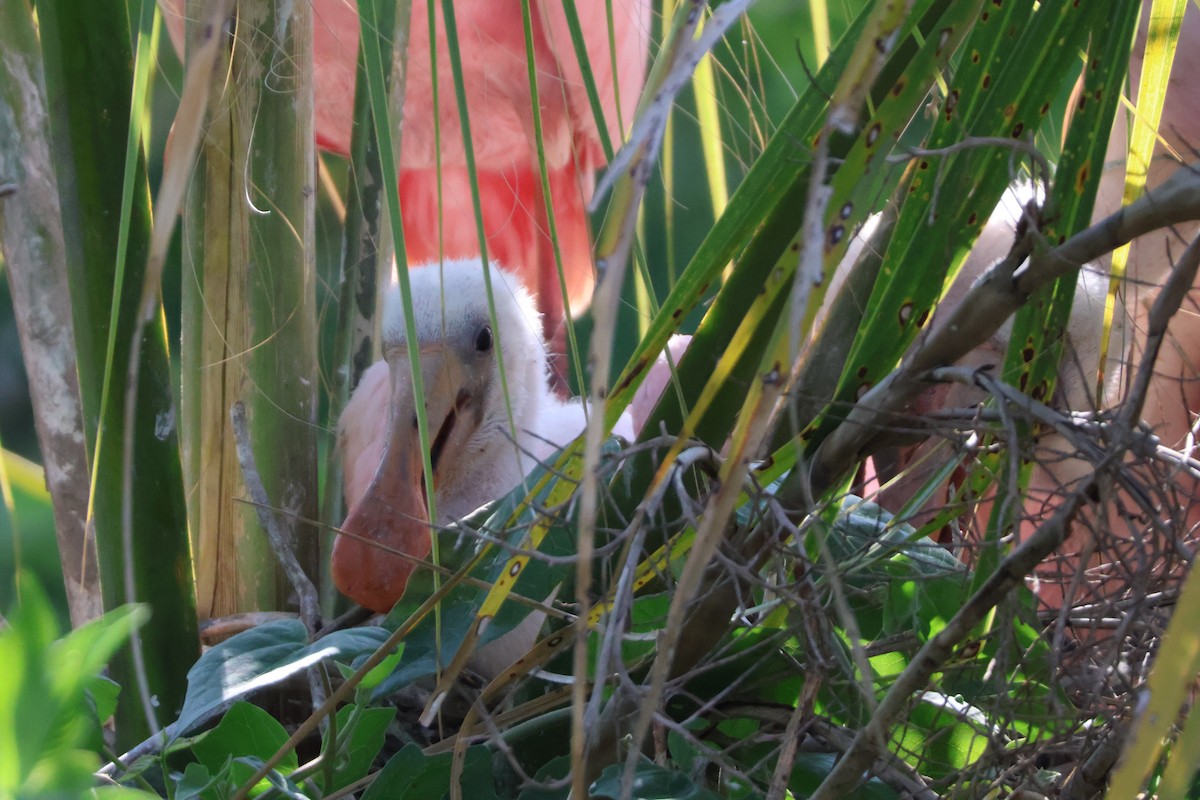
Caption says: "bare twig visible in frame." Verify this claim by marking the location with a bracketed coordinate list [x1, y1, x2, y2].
[765, 677, 820, 800]
[585, 508, 651, 732]
[1060, 727, 1127, 800]
[617, 358, 789, 798]
[1115, 233, 1200, 429]
[229, 402, 320, 632]
[650, 709, 762, 789]
[199, 611, 300, 646]
[808, 719, 938, 800]
[584, 518, 778, 787]
[229, 400, 326, 713]
[885, 136, 1053, 185]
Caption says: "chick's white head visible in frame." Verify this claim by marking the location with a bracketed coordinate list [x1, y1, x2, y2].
[379, 259, 549, 521]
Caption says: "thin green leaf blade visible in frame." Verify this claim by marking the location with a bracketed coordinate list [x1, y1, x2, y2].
[38, 0, 198, 745]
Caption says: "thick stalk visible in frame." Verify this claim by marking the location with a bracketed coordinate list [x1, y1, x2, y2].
[181, 0, 318, 618]
[0, 0, 98, 627]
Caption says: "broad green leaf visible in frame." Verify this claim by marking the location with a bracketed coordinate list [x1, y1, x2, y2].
[907, 696, 992, 776]
[361, 743, 495, 800]
[0, 578, 141, 799]
[19, 749, 98, 800]
[667, 731, 757, 799]
[320, 705, 396, 792]
[175, 619, 307, 734]
[191, 701, 297, 795]
[825, 495, 965, 576]
[0, 447, 68, 623]
[314, 626, 394, 664]
[175, 620, 396, 738]
[49, 604, 150, 690]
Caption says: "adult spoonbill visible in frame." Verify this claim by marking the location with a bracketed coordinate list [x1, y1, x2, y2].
[333, 259, 636, 613]
[160, 0, 651, 386]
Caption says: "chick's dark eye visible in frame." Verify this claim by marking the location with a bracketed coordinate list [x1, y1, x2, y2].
[474, 325, 493, 353]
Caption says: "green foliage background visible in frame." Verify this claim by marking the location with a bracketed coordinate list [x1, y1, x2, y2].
[3, 0, 1199, 797]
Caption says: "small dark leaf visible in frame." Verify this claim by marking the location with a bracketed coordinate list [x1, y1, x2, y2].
[516, 755, 572, 800]
[789, 752, 899, 799]
[84, 675, 121, 727]
[589, 762, 722, 800]
[173, 761, 219, 800]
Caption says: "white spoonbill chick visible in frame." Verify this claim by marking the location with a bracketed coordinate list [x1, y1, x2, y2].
[333, 260, 631, 613]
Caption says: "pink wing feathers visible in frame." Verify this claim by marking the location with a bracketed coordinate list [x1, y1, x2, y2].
[159, 0, 650, 323]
